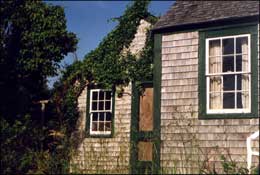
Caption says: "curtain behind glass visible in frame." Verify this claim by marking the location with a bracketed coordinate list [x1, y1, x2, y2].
[209, 40, 222, 109]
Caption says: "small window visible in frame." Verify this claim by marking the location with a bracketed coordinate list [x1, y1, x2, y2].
[206, 35, 251, 114]
[89, 89, 113, 135]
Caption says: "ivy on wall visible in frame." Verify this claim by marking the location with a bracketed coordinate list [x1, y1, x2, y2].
[41, 1, 158, 172]
[56, 0, 157, 90]
[51, 0, 157, 137]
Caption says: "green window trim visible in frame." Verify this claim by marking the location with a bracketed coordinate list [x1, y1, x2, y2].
[199, 24, 259, 119]
[85, 85, 115, 138]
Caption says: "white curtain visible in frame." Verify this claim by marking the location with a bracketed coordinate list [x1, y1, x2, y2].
[241, 38, 249, 108]
[209, 40, 222, 109]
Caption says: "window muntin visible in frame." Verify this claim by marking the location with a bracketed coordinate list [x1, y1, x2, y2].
[89, 89, 113, 135]
[206, 34, 251, 114]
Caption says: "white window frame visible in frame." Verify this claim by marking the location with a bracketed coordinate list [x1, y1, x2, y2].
[206, 34, 251, 114]
[89, 89, 113, 135]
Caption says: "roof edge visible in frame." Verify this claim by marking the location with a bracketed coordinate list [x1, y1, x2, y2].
[152, 15, 259, 34]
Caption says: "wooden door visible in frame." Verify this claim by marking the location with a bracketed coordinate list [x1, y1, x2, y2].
[130, 82, 160, 174]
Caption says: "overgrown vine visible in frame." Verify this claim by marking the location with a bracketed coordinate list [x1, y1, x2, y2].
[49, 1, 157, 172]
[52, 0, 157, 126]
[57, 0, 157, 89]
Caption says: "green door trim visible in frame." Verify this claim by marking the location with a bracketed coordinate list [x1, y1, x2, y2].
[153, 33, 162, 173]
[130, 81, 160, 174]
[130, 33, 162, 174]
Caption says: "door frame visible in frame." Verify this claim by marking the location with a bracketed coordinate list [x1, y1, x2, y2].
[130, 81, 160, 174]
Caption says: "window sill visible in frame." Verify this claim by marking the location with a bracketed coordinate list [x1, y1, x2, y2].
[199, 112, 259, 120]
[207, 109, 251, 114]
[87, 133, 113, 138]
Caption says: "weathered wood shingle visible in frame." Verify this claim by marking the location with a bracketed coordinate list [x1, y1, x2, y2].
[153, 1, 259, 31]
[71, 20, 151, 174]
[160, 29, 259, 174]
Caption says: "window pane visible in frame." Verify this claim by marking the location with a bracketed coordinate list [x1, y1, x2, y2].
[92, 122, 98, 131]
[209, 57, 221, 73]
[99, 122, 105, 131]
[98, 101, 104, 110]
[242, 74, 250, 91]
[223, 56, 234, 72]
[241, 55, 248, 72]
[92, 91, 98, 100]
[210, 93, 222, 109]
[99, 112, 105, 121]
[105, 101, 111, 110]
[237, 92, 249, 109]
[236, 37, 248, 54]
[237, 74, 242, 90]
[223, 75, 235, 91]
[106, 112, 112, 121]
[209, 76, 222, 92]
[235, 54, 249, 72]
[92, 113, 98, 121]
[99, 91, 104, 100]
[92, 102, 97, 110]
[236, 55, 242, 72]
[223, 38, 234, 55]
[105, 122, 111, 131]
[241, 92, 249, 109]
[237, 74, 250, 91]
[237, 92, 242, 108]
[223, 93, 235, 108]
[209, 40, 221, 56]
[105, 91, 112, 100]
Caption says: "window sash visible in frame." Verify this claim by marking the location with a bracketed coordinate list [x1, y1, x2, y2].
[90, 89, 112, 112]
[206, 34, 251, 75]
[89, 89, 113, 135]
[90, 113, 112, 135]
[205, 34, 251, 114]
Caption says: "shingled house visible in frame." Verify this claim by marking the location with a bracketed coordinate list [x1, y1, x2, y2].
[70, 19, 153, 174]
[152, 0, 259, 174]
[71, 1, 259, 174]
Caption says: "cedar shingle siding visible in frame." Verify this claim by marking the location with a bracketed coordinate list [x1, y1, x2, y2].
[71, 1, 259, 174]
[71, 20, 151, 173]
[155, 1, 259, 173]
[160, 30, 259, 174]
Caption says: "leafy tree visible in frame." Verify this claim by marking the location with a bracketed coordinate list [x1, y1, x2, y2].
[0, 0, 77, 174]
[0, 0, 157, 174]
[0, 0, 77, 120]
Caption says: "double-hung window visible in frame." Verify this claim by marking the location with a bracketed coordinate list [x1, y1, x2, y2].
[199, 25, 258, 119]
[89, 89, 113, 135]
[206, 35, 251, 113]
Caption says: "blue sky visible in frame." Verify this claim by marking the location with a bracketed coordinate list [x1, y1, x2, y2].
[47, 1, 175, 86]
